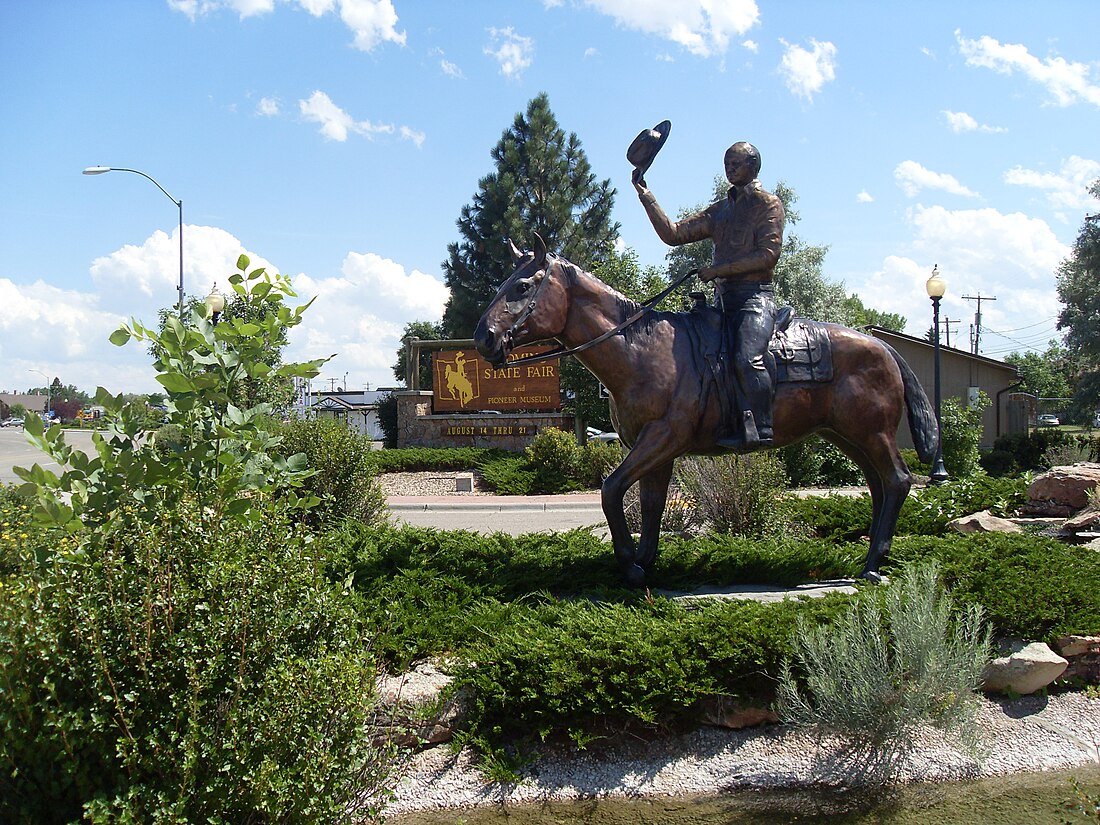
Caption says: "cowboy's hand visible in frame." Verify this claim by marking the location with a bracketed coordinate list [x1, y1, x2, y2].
[631, 168, 648, 192]
[698, 266, 716, 282]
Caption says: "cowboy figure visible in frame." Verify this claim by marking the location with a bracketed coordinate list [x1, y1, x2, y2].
[629, 129, 785, 450]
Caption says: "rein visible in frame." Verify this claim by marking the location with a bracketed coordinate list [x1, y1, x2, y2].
[503, 266, 699, 367]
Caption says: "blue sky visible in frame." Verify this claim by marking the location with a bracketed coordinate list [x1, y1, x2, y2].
[2, 0, 1099, 396]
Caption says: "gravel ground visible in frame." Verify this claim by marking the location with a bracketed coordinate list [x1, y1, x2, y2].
[377, 471, 495, 497]
[381, 692, 1100, 818]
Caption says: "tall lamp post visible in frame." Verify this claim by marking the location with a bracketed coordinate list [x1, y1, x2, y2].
[29, 368, 51, 422]
[83, 166, 185, 318]
[926, 265, 950, 484]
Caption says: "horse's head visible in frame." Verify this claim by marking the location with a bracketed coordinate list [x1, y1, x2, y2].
[474, 233, 570, 368]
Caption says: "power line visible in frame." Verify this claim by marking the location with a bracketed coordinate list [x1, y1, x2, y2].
[961, 293, 996, 355]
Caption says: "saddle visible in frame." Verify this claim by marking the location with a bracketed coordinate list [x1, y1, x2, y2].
[686, 294, 834, 439]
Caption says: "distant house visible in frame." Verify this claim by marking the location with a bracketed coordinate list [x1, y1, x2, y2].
[0, 392, 47, 418]
[306, 389, 392, 441]
[866, 327, 1021, 450]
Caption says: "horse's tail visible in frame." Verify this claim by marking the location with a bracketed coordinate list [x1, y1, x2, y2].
[883, 342, 939, 464]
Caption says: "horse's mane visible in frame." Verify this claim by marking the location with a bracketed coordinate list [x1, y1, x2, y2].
[554, 255, 662, 343]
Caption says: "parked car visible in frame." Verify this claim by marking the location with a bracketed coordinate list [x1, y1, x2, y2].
[1, 417, 24, 428]
[586, 426, 620, 443]
[1037, 414, 1060, 427]
[1093, 412, 1100, 429]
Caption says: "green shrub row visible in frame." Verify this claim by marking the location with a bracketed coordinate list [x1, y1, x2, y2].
[789, 475, 1029, 541]
[364, 446, 511, 474]
[982, 428, 1099, 476]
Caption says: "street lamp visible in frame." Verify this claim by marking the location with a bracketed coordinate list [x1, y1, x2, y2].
[83, 166, 185, 318]
[204, 283, 226, 324]
[28, 368, 51, 422]
[925, 265, 950, 485]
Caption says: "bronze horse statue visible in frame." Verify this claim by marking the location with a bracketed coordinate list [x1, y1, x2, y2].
[474, 236, 938, 588]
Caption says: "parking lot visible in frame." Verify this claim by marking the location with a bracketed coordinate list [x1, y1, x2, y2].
[0, 427, 97, 485]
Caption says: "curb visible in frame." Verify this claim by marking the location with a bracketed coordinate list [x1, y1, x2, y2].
[387, 496, 602, 513]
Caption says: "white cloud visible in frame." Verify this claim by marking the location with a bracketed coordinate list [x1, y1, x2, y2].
[440, 58, 463, 78]
[778, 38, 837, 101]
[583, 47, 598, 59]
[956, 30, 1100, 108]
[856, 190, 873, 203]
[256, 96, 280, 116]
[168, 0, 404, 52]
[853, 206, 1068, 347]
[0, 225, 451, 396]
[894, 160, 979, 198]
[288, 252, 449, 384]
[580, 0, 758, 58]
[942, 109, 1006, 134]
[298, 90, 395, 141]
[484, 27, 534, 79]
[399, 125, 426, 148]
[338, 0, 405, 51]
[742, 39, 759, 54]
[1004, 155, 1100, 211]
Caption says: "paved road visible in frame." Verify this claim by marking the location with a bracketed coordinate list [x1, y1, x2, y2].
[388, 494, 608, 536]
[0, 427, 98, 485]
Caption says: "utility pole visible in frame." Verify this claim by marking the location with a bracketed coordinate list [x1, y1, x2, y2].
[940, 316, 960, 348]
[961, 293, 996, 355]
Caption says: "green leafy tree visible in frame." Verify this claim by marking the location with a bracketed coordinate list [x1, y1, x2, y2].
[1004, 341, 1074, 401]
[1056, 180, 1100, 420]
[661, 179, 891, 326]
[441, 92, 619, 338]
[392, 318, 446, 389]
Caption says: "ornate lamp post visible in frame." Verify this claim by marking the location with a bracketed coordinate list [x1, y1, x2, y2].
[204, 283, 226, 325]
[926, 265, 950, 485]
[83, 166, 185, 318]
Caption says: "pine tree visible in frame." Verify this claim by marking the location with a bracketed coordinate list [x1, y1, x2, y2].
[441, 93, 619, 338]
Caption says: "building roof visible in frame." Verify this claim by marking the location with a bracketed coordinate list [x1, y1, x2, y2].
[865, 325, 1020, 375]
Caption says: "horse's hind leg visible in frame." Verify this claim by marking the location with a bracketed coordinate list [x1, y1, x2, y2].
[825, 431, 911, 581]
[636, 461, 675, 572]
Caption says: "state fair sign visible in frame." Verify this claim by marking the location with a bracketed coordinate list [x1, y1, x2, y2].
[432, 346, 561, 412]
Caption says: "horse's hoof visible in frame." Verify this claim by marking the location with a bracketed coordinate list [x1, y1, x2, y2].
[859, 570, 890, 585]
[624, 564, 647, 589]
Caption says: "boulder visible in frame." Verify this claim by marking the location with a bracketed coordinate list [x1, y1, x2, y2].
[1026, 464, 1100, 514]
[982, 641, 1069, 695]
[372, 658, 469, 748]
[947, 510, 1022, 535]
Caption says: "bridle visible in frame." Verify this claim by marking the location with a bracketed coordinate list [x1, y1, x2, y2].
[500, 256, 699, 367]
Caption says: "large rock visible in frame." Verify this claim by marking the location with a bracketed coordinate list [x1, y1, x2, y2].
[947, 510, 1022, 535]
[982, 641, 1069, 695]
[695, 696, 778, 729]
[372, 658, 468, 748]
[1026, 463, 1100, 514]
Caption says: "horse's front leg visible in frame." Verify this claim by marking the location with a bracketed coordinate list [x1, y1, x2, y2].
[636, 461, 675, 572]
[601, 423, 679, 588]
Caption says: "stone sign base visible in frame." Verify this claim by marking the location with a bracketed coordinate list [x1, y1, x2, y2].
[395, 391, 573, 451]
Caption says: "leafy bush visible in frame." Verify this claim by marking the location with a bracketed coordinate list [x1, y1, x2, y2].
[776, 561, 991, 777]
[676, 452, 794, 537]
[981, 428, 1094, 476]
[1, 505, 391, 824]
[477, 454, 537, 496]
[888, 533, 1100, 641]
[790, 475, 1028, 541]
[374, 391, 398, 448]
[453, 594, 851, 756]
[276, 417, 388, 527]
[524, 427, 584, 493]
[940, 393, 987, 478]
[577, 439, 621, 488]
[365, 446, 508, 474]
[2, 256, 394, 822]
[780, 438, 862, 488]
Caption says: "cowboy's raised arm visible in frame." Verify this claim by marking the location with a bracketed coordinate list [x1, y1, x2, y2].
[633, 170, 711, 247]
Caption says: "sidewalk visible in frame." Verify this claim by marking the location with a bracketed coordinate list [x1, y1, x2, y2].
[386, 493, 602, 512]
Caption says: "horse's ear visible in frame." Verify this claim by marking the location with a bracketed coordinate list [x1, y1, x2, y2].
[532, 233, 547, 268]
[506, 238, 523, 265]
